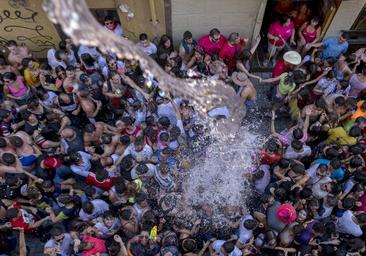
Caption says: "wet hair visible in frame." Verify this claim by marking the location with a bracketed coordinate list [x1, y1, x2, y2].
[101, 134, 112, 144]
[300, 187, 312, 199]
[119, 135, 131, 145]
[3, 72, 17, 82]
[57, 194, 73, 204]
[40, 63, 51, 71]
[159, 116, 171, 128]
[279, 14, 290, 25]
[293, 128, 303, 140]
[243, 219, 257, 230]
[0, 137, 6, 148]
[65, 65, 75, 71]
[334, 96, 345, 106]
[114, 178, 127, 194]
[84, 123, 96, 133]
[222, 241, 235, 254]
[253, 170, 264, 180]
[104, 15, 114, 22]
[120, 208, 132, 220]
[183, 30, 193, 40]
[356, 213, 366, 224]
[209, 28, 220, 37]
[54, 50, 65, 61]
[278, 158, 290, 168]
[136, 164, 149, 175]
[315, 98, 327, 109]
[266, 139, 279, 152]
[325, 147, 339, 159]
[55, 66, 66, 77]
[159, 132, 170, 143]
[292, 224, 305, 234]
[134, 136, 145, 147]
[69, 152, 81, 164]
[342, 197, 356, 209]
[42, 180, 54, 189]
[82, 202, 94, 214]
[291, 163, 305, 175]
[95, 168, 109, 182]
[291, 140, 303, 151]
[121, 116, 134, 126]
[5, 208, 19, 219]
[139, 33, 148, 41]
[135, 192, 147, 204]
[349, 126, 362, 137]
[121, 155, 134, 171]
[5, 176, 19, 187]
[326, 70, 336, 79]
[350, 156, 363, 168]
[340, 31, 350, 41]
[81, 53, 95, 67]
[346, 97, 357, 107]
[312, 222, 325, 234]
[329, 158, 341, 169]
[9, 136, 24, 147]
[50, 226, 64, 237]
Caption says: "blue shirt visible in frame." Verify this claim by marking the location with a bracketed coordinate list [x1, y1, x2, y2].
[315, 158, 345, 181]
[322, 36, 348, 60]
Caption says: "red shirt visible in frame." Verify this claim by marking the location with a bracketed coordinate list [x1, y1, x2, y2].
[197, 34, 227, 57]
[82, 236, 107, 256]
[10, 203, 37, 233]
[272, 58, 288, 78]
[86, 173, 115, 190]
[268, 21, 295, 46]
[219, 39, 245, 71]
[121, 126, 142, 139]
[260, 150, 281, 165]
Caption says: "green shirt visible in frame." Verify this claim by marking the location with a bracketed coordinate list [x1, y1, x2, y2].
[278, 72, 296, 96]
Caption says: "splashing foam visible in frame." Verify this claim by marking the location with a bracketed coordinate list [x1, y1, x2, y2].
[183, 119, 264, 215]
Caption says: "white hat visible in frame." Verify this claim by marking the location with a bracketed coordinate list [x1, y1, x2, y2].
[283, 51, 302, 65]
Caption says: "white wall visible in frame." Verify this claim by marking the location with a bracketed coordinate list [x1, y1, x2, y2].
[171, 0, 263, 47]
[325, 0, 366, 37]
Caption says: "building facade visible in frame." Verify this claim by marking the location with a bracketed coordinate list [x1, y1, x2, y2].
[0, 0, 365, 58]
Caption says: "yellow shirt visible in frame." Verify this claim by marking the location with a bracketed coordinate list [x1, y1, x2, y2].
[326, 127, 357, 146]
[24, 62, 40, 87]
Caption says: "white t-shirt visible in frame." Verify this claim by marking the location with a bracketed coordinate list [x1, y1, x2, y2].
[306, 163, 321, 184]
[95, 217, 121, 238]
[131, 163, 156, 180]
[79, 199, 109, 221]
[238, 214, 254, 244]
[105, 23, 124, 37]
[284, 145, 311, 160]
[42, 91, 57, 107]
[212, 240, 242, 256]
[78, 45, 107, 68]
[70, 151, 92, 177]
[157, 99, 182, 125]
[337, 210, 362, 237]
[255, 164, 271, 193]
[123, 143, 153, 160]
[136, 42, 157, 56]
[312, 176, 331, 199]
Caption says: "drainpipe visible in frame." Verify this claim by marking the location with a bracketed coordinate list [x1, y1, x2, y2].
[149, 0, 158, 26]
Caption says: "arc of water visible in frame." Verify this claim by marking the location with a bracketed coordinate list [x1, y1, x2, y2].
[42, 0, 241, 115]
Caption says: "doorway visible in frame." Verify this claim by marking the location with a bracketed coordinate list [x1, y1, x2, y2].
[252, 0, 342, 70]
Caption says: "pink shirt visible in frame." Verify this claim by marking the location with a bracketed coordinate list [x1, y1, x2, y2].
[82, 236, 107, 256]
[357, 194, 366, 212]
[302, 25, 318, 43]
[197, 34, 227, 57]
[219, 39, 245, 70]
[268, 21, 295, 46]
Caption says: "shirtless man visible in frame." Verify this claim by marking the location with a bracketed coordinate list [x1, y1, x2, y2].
[8, 134, 41, 171]
[115, 135, 130, 156]
[76, 89, 102, 124]
[6, 40, 31, 70]
[83, 122, 119, 147]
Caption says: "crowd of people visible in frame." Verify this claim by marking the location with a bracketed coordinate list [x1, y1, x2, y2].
[0, 7, 366, 256]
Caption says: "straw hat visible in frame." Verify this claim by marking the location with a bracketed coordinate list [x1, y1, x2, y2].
[231, 71, 248, 86]
[283, 51, 302, 65]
